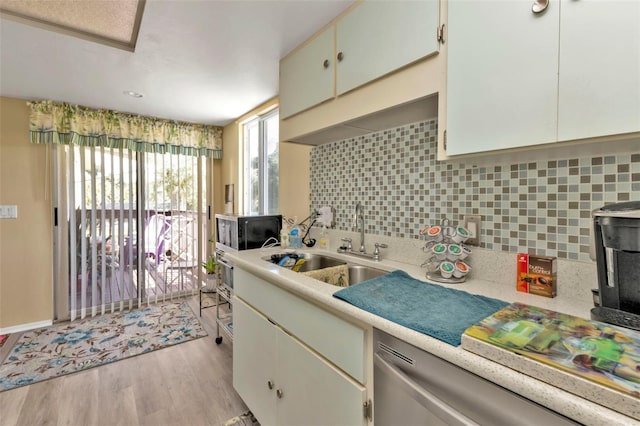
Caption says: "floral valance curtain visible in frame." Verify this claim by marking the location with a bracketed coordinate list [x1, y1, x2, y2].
[28, 100, 223, 158]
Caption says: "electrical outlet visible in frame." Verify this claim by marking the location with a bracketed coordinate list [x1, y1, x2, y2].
[463, 215, 481, 245]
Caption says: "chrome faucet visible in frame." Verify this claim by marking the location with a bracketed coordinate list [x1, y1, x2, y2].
[338, 239, 388, 261]
[354, 202, 365, 253]
[338, 202, 388, 261]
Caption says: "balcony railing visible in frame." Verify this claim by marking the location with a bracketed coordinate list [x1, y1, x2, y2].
[72, 208, 206, 309]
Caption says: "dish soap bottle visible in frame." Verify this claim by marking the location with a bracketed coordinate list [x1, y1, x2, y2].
[290, 217, 302, 249]
[318, 225, 330, 249]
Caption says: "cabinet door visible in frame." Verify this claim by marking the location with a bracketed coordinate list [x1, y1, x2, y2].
[275, 327, 366, 426]
[279, 28, 334, 119]
[446, 0, 559, 155]
[232, 298, 278, 426]
[336, 0, 440, 96]
[558, 0, 640, 141]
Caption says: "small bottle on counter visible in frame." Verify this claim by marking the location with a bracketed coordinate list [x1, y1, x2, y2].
[318, 225, 330, 249]
[280, 225, 289, 248]
[290, 217, 302, 249]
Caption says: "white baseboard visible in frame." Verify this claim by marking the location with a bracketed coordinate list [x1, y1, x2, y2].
[0, 320, 52, 335]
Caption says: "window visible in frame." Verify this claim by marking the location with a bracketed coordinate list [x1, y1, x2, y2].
[244, 109, 279, 215]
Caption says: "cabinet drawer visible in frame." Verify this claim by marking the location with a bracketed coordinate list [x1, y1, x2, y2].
[235, 267, 366, 383]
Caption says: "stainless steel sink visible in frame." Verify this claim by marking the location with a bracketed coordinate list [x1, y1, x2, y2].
[264, 252, 389, 285]
[295, 254, 346, 273]
[264, 253, 346, 272]
[348, 264, 389, 285]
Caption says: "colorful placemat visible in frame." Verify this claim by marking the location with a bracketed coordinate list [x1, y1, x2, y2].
[464, 302, 640, 398]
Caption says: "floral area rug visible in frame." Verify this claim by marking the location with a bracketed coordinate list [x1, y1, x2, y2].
[0, 302, 206, 391]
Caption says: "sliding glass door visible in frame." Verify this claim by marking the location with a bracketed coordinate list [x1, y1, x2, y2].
[54, 145, 209, 321]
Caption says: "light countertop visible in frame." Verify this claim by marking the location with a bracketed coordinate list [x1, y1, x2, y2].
[227, 247, 639, 426]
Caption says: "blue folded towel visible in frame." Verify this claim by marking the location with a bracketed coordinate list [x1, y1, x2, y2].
[333, 270, 508, 346]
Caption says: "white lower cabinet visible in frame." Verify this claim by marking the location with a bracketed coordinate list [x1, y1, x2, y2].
[233, 297, 277, 425]
[233, 297, 367, 426]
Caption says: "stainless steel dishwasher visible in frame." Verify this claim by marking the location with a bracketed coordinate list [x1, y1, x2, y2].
[373, 329, 579, 426]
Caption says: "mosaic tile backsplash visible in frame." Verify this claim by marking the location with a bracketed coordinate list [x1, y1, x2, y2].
[309, 119, 640, 261]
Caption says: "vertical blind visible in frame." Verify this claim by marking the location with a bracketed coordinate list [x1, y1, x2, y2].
[66, 144, 205, 320]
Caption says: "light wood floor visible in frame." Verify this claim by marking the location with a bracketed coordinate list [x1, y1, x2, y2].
[0, 297, 249, 426]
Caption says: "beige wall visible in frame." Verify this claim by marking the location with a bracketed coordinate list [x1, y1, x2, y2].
[0, 97, 53, 329]
[220, 111, 240, 215]
[211, 156, 223, 215]
[221, 97, 311, 221]
[278, 141, 311, 221]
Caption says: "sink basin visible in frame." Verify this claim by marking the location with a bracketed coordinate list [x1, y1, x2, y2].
[264, 253, 346, 272]
[264, 252, 388, 286]
[348, 264, 389, 285]
[295, 254, 346, 273]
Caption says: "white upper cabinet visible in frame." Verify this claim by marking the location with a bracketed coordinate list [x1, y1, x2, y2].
[280, 0, 441, 120]
[279, 28, 334, 119]
[446, 0, 640, 156]
[446, 0, 560, 156]
[336, 0, 440, 96]
[557, 0, 640, 142]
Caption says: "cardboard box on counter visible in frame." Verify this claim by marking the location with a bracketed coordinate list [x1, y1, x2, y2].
[517, 253, 557, 298]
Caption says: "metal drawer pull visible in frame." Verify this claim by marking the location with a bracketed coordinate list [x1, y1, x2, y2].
[267, 380, 274, 390]
[218, 257, 233, 268]
[374, 353, 479, 426]
[532, 0, 549, 13]
[337, 51, 344, 61]
[323, 59, 330, 69]
[276, 389, 284, 399]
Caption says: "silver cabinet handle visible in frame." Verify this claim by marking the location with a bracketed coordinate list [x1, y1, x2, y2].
[218, 257, 233, 269]
[374, 353, 480, 426]
[267, 380, 274, 390]
[532, 0, 549, 13]
[323, 59, 330, 69]
[276, 389, 284, 399]
[337, 51, 344, 61]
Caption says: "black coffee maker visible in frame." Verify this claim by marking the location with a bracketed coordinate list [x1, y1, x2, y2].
[591, 201, 640, 331]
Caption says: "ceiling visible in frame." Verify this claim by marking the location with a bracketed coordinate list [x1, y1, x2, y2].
[0, 0, 354, 126]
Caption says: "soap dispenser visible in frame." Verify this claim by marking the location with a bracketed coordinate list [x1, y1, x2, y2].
[290, 217, 302, 249]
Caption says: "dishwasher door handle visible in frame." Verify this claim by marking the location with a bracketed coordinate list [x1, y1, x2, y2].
[374, 353, 480, 426]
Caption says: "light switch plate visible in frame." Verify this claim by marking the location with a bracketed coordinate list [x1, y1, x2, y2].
[463, 215, 481, 246]
[0, 205, 18, 219]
